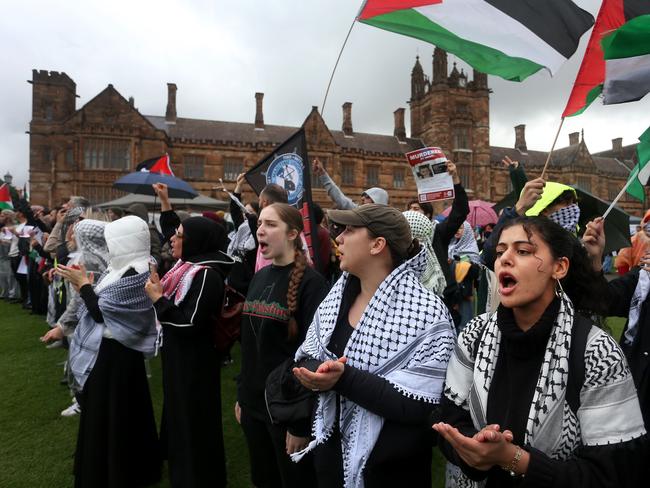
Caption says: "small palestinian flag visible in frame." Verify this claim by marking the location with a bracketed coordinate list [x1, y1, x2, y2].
[563, 0, 650, 117]
[625, 126, 650, 202]
[357, 0, 594, 82]
[0, 183, 13, 210]
[136, 154, 174, 176]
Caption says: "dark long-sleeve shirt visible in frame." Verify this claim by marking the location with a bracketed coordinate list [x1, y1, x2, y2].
[434, 183, 470, 286]
[314, 277, 438, 488]
[238, 263, 327, 422]
[438, 299, 649, 487]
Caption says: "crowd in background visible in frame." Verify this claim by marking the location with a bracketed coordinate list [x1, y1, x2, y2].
[1, 155, 649, 488]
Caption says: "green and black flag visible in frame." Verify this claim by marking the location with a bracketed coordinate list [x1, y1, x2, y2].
[245, 128, 320, 268]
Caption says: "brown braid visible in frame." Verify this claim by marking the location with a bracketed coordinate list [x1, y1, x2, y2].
[287, 245, 307, 339]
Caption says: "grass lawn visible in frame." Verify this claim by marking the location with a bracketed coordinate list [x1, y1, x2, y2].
[0, 300, 626, 488]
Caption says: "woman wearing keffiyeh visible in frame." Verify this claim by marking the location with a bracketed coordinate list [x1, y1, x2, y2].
[291, 204, 456, 488]
[54, 215, 161, 488]
[435, 216, 647, 488]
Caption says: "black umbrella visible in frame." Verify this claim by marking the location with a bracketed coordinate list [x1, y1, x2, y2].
[113, 171, 198, 199]
[492, 187, 632, 254]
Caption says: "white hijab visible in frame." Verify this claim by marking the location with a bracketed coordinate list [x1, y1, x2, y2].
[95, 215, 151, 293]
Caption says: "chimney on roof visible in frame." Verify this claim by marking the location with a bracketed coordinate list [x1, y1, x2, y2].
[128, 96, 134, 108]
[612, 137, 623, 152]
[255, 92, 264, 129]
[569, 132, 580, 145]
[165, 83, 177, 124]
[342, 102, 353, 136]
[394, 108, 406, 142]
[514, 124, 527, 153]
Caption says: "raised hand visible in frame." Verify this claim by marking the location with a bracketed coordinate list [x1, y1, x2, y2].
[312, 158, 325, 177]
[502, 156, 519, 169]
[234, 173, 247, 194]
[515, 178, 545, 215]
[446, 161, 460, 184]
[582, 217, 606, 272]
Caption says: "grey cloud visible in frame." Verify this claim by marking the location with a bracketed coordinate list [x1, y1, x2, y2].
[1, 0, 648, 191]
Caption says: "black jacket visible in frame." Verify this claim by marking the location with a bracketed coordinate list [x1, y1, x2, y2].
[593, 269, 650, 429]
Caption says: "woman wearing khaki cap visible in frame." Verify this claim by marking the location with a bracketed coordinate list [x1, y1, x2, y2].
[292, 204, 456, 487]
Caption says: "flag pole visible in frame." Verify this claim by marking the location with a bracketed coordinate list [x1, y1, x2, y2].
[603, 176, 635, 219]
[321, 18, 357, 117]
[540, 117, 565, 180]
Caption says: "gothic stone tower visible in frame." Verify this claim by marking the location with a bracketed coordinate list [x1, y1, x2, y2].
[409, 48, 490, 198]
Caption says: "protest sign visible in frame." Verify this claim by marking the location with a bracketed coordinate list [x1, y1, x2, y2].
[405, 147, 455, 203]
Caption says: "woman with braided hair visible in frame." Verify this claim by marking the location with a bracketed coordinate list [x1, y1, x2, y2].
[237, 203, 328, 488]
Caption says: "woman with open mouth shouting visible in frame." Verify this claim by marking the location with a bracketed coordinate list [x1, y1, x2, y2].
[434, 216, 647, 488]
[237, 203, 328, 488]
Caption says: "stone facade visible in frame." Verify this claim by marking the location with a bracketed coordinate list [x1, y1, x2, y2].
[27, 52, 645, 216]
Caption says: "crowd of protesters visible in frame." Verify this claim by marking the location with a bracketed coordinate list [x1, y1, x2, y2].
[1, 152, 649, 488]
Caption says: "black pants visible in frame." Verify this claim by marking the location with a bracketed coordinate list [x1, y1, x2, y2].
[240, 408, 315, 488]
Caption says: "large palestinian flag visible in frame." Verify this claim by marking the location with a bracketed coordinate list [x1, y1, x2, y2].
[0, 184, 13, 210]
[563, 0, 650, 117]
[357, 0, 594, 82]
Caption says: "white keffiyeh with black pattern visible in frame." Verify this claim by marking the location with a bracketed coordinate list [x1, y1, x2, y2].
[444, 293, 646, 488]
[403, 211, 446, 296]
[291, 247, 456, 488]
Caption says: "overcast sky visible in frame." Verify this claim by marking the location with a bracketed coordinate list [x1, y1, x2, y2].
[1, 0, 649, 189]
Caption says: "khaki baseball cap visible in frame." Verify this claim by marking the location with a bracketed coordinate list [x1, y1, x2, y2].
[328, 204, 413, 257]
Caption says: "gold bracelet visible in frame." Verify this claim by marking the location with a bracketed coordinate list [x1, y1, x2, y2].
[501, 445, 523, 477]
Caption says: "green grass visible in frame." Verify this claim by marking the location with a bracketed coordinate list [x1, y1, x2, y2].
[0, 300, 627, 488]
[0, 300, 250, 488]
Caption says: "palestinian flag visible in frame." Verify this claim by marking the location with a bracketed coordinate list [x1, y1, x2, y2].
[0, 183, 13, 210]
[625, 126, 650, 202]
[563, 0, 650, 117]
[357, 0, 594, 82]
[603, 10, 650, 104]
[136, 154, 174, 175]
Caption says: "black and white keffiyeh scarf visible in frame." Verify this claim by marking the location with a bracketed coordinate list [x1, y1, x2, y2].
[448, 222, 480, 264]
[69, 271, 158, 391]
[227, 220, 255, 257]
[73, 219, 109, 273]
[292, 248, 456, 488]
[625, 269, 650, 345]
[444, 293, 646, 487]
[548, 203, 580, 234]
[403, 211, 446, 296]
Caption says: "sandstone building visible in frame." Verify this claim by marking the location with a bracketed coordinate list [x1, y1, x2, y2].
[27, 48, 644, 216]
